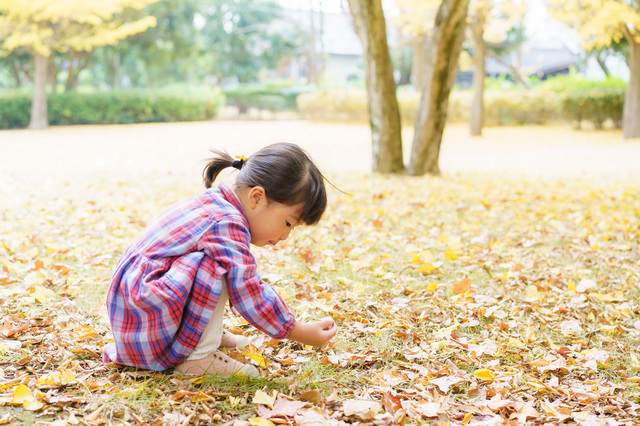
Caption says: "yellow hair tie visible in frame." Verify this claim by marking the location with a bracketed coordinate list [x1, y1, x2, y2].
[235, 155, 248, 161]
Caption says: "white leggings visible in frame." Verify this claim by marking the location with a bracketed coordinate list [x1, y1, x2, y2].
[187, 282, 229, 361]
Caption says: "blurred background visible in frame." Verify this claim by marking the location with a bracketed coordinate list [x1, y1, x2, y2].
[0, 0, 635, 139]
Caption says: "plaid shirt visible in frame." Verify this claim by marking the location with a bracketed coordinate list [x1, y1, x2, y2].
[103, 183, 296, 371]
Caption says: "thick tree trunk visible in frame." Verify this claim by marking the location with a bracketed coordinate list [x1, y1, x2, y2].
[469, 12, 486, 137]
[408, 0, 470, 175]
[29, 52, 49, 130]
[347, 0, 404, 173]
[623, 40, 640, 139]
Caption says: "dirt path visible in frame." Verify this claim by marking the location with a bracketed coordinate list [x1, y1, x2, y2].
[1, 121, 638, 181]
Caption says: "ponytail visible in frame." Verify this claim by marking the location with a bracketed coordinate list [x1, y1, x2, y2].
[202, 149, 235, 188]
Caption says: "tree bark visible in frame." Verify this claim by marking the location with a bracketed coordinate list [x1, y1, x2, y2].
[469, 11, 486, 137]
[408, 0, 470, 175]
[596, 50, 610, 76]
[29, 52, 49, 130]
[623, 40, 640, 139]
[48, 55, 57, 91]
[347, 0, 404, 173]
[411, 37, 426, 92]
[65, 50, 93, 91]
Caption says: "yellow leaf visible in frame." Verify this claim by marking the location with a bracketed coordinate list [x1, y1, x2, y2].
[26, 247, 39, 258]
[229, 395, 242, 406]
[253, 390, 277, 409]
[37, 369, 77, 386]
[526, 285, 539, 301]
[568, 281, 576, 292]
[426, 282, 438, 292]
[508, 338, 525, 348]
[12, 385, 35, 405]
[249, 418, 276, 426]
[445, 248, 458, 260]
[28, 285, 56, 303]
[416, 263, 436, 274]
[242, 345, 268, 368]
[410, 254, 424, 265]
[462, 412, 473, 424]
[473, 369, 495, 382]
[23, 399, 44, 411]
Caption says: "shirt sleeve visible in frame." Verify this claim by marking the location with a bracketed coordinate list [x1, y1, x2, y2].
[199, 218, 296, 340]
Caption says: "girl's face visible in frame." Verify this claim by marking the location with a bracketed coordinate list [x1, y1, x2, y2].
[242, 186, 302, 247]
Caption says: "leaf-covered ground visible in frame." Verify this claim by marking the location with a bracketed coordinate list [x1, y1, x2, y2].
[1, 123, 640, 425]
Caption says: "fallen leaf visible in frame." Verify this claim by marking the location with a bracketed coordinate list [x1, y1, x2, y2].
[248, 418, 276, 426]
[257, 396, 307, 419]
[12, 385, 35, 405]
[254, 390, 278, 410]
[473, 369, 495, 382]
[452, 277, 471, 294]
[342, 399, 381, 420]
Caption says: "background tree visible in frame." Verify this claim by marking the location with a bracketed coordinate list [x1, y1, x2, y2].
[467, 0, 527, 136]
[346, 0, 404, 173]
[395, 0, 440, 91]
[408, 0, 470, 175]
[197, 0, 297, 84]
[0, 0, 159, 129]
[545, 0, 640, 139]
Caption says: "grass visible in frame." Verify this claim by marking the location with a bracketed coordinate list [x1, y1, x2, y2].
[1, 123, 640, 423]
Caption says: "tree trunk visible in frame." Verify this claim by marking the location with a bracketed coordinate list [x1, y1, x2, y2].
[9, 60, 22, 87]
[623, 40, 640, 139]
[104, 48, 121, 90]
[48, 55, 57, 91]
[411, 37, 426, 91]
[65, 50, 93, 91]
[408, 0, 470, 176]
[29, 52, 49, 130]
[596, 50, 610, 76]
[347, 0, 404, 173]
[469, 11, 486, 137]
[307, 0, 318, 84]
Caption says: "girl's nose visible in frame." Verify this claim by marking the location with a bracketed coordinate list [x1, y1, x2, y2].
[280, 228, 291, 241]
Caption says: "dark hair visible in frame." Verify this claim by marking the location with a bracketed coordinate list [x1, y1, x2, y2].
[203, 143, 327, 225]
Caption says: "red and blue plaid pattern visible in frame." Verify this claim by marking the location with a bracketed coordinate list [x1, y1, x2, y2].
[103, 183, 296, 371]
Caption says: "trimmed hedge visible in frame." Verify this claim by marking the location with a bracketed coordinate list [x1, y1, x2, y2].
[222, 82, 313, 113]
[559, 88, 625, 129]
[0, 89, 224, 129]
[297, 89, 562, 126]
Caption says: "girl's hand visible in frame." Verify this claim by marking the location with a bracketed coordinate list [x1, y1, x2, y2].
[287, 317, 337, 347]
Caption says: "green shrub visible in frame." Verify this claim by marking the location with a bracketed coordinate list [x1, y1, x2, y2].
[541, 73, 627, 93]
[0, 91, 31, 129]
[560, 88, 625, 129]
[0, 89, 224, 129]
[223, 82, 313, 112]
[483, 90, 560, 125]
[540, 73, 626, 129]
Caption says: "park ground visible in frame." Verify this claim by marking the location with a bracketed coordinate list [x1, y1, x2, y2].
[1, 121, 640, 425]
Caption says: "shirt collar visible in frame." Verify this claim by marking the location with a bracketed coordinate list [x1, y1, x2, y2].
[218, 182, 249, 226]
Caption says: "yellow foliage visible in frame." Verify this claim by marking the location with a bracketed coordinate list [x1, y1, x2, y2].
[473, 368, 495, 381]
[545, 0, 640, 50]
[0, 0, 160, 56]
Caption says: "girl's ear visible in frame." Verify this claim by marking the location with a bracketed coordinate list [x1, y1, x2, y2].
[248, 186, 266, 209]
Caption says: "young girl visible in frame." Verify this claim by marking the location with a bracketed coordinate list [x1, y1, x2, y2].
[103, 143, 337, 377]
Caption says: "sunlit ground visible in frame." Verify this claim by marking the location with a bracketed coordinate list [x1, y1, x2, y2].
[1, 121, 639, 424]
